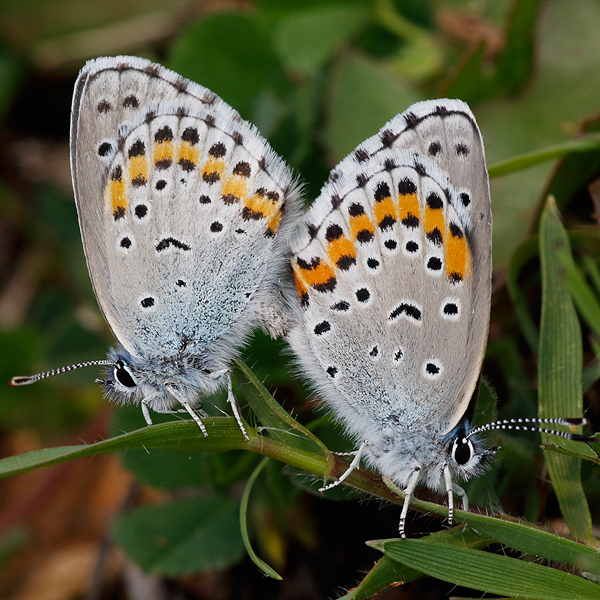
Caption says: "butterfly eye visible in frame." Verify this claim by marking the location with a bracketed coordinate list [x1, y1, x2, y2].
[452, 437, 473, 466]
[114, 362, 137, 388]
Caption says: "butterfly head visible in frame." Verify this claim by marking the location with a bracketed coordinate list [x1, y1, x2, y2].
[444, 420, 498, 484]
[97, 346, 227, 411]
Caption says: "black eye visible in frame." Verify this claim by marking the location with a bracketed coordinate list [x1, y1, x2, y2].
[114, 362, 136, 388]
[453, 437, 472, 465]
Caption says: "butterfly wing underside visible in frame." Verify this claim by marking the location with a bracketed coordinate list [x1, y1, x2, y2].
[71, 56, 296, 360]
[290, 100, 491, 436]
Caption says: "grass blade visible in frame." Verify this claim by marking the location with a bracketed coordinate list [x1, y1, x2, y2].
[239, 457, 282, 580]
[538, 196, 594, 543]
[370, 539, 600, 599]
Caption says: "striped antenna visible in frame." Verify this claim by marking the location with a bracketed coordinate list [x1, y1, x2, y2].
[467, 417, 598, 443]
[9, 360, 113, 387]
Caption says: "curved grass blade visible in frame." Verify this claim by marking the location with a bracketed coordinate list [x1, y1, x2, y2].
[239, 457, 282, 580]
[0, 418, 324, 481]
[488, 134, 600, 179]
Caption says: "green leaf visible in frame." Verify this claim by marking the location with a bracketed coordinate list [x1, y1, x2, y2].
[0, 50, 23, 121]
[538, 196, 593, 543]
[371, 539, 600, 599]
[494, 0, 540, 95]
[382, 476, 600, 569]
[239, 457, 282, 580]
[541, 112, 600, 216]
[273, 3, 369, 76]
[451, 510, 600, 571]
[111, 496, 244, 575]
[374, 0, 441, 79]
[325, 51, 422, 161]
[168, 13, 287, 125]
[564, 257, 600, 339]
[542, 440, 600, 466]
[442, 0, 540, 102]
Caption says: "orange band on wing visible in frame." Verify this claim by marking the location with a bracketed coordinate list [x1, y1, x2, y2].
[349, 214, 375, 241]
[221, 176, 248, 204]
[374, 195, 396, 227]
[177, 141, 200, 169]
[293, 270, 309, 302]
[202, 157, 225, 183]
[445, 223, 470, 282]
[327, 235, 356, 267]
[294, 256, 336, 293]
[397, 192, 420, 225]
[153, 141, 174, 166]
[129, 155, 148, 185]
[106, 178, 126, 215]
[424, 206, 444, 243]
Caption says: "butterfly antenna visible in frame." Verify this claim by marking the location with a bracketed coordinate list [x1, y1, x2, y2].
[467, 417, 598, 443]
[9, 360, 113, 387]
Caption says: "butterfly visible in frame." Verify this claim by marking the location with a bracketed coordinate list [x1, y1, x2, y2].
[11, 56, 301, 439]
[286, 99, 594, 535]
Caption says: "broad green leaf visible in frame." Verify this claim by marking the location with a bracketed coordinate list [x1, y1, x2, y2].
[168, 13, 287, 126]
[274, 4, 369, 76]
[370, 539, 600, 599]
[112, 496, 244, 575]
[538, 196, 593, 543]
[325, 51, 421, 161]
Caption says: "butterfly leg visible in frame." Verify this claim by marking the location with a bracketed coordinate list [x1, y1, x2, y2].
[206, 369, 249, 441]
[319, 441, 365, 492]
[443, 465, 455, 527]
[399, 467, 421, 539]
[225, 371, 249, 442]
[165, 384, 209, 437]
[141, 399, 153, 426]
[453, 482, 469, 512]
[140, 393, 163, 425]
